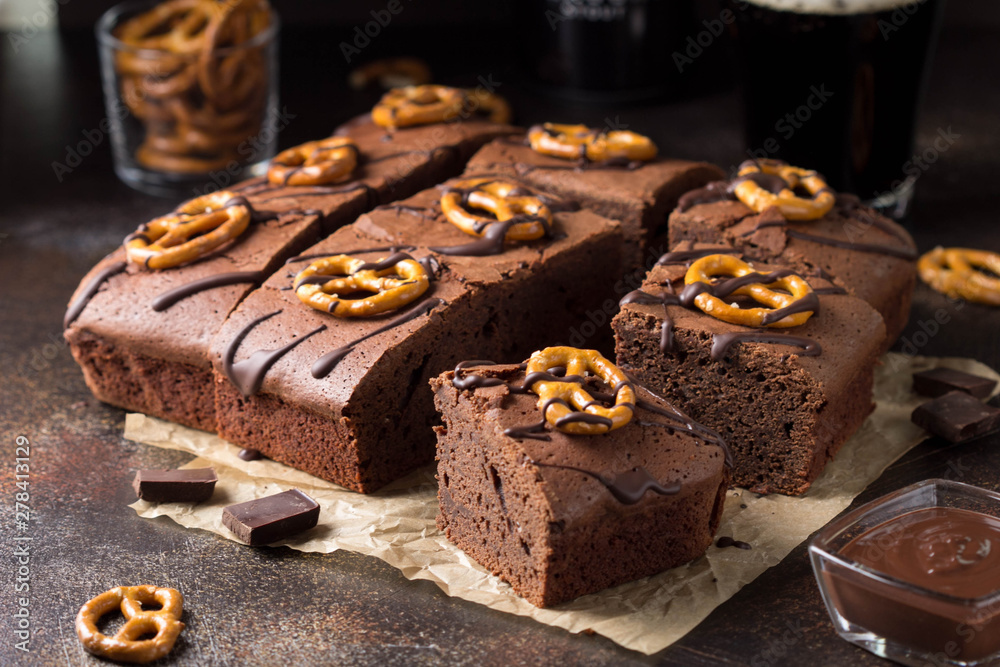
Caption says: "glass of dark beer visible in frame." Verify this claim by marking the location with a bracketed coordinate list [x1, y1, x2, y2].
[729, 0, 945, 218]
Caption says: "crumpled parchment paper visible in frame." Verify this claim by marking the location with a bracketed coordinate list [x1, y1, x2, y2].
[126, 353, 1000, 654]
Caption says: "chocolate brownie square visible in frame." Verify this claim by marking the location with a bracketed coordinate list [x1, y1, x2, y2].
[209, 194, 623, 492]
[612, 249, 885, 495]
[464, 137, 724, 270]
[431, 362, 730, 607]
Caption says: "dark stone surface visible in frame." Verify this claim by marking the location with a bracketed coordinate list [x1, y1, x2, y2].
[2, 6, 999, 665]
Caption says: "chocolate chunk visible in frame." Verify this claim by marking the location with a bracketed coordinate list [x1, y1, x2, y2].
[913, 367, 997, 400]
[133, 468, 218, 503]
[911, 391, 1000, 443]
[222, 489, 320, 546]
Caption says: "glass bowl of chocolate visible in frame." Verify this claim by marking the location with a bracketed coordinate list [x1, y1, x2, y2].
[810, 479, 1000, 666]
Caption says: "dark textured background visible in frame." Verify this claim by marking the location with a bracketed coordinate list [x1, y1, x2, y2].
[2, 0, 1000, 664]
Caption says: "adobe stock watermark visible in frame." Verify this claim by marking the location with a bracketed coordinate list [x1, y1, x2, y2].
[545, 0, 630, 30]
[339, 0, 415, 63]
[382, 74, 502, 192]
[11, 435, 33, 653]
[728, 83, 835, 174]
[672, 1, 750, 73]
[878, 0, 931, 40]
[869, 126, 959, 210]
[5, 0, 67, 55]
[191, 105, 297, 196]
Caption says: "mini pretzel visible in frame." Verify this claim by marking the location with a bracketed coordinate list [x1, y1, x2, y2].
[348, 57, 432, 90]
[685, 254, 816, 328]
[371, 85, 465, 129]
[125, 191, 250, 269]
[733, 160, 835, 221]
[294, 254, 430, 318]
[440, 178, 550, 241]
[115, 0, 216, 54]
[919, 247, 1000, 306]
[268, 137, 359, 186]
[75, 585, 184, 664]
[527, 123, 657, 163]
[464, 88, 512, 124]
[525, 347, 635, 435]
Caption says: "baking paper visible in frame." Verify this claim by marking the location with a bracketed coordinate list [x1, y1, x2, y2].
[126, 353, 1000, 654]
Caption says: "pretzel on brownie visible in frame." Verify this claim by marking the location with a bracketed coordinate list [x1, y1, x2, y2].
[294, 254, 430, 318]
[527, 123, 657, 163]
[732, 160, 835, 221]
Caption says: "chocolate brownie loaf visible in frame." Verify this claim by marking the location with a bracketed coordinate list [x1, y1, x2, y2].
[209, 186, 622, 492]
[432, 358, 730, 607]
[669, 165, 917, 349]
[65, 103, 518, 431]
[612, 249, 885, 495]
[464, 136, 724, 270]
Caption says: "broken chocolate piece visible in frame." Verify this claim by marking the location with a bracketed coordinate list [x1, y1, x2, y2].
[133, 468, 218, 503]
[911, 391, 1000, 443]
[913, 367, 997, 400]
[222, 489, 320, 546]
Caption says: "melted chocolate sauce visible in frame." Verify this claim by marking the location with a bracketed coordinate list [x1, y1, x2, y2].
[151, 271, 264, 312]
[64, 261, 127, 328]
[238, 448, 263, 461]
[310, 298, 444, 379]
[429, 217, 529, 256]
[710, 331, 821, 361]
[222, 310, 327, 397]
[451, 360, 506, 389]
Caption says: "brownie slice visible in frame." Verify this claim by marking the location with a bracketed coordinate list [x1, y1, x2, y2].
[612, 252, 885, 495]
[64, 117, 518, 431]
[64, 209, 323, 432]
[209, 198, 623, 492]
[668, 195, 917, 349]
[464, 137, 724, 270]
[431, 363, 730, 607]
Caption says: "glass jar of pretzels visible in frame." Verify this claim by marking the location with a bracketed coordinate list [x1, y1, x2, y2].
[96, 0, 278, 196]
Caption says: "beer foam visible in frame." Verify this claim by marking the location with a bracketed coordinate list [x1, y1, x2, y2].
[742, 0, 923, 15]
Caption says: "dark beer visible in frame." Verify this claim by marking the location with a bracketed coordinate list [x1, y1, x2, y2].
[519, 0, 692, 102]
[729, 0, 944, 215]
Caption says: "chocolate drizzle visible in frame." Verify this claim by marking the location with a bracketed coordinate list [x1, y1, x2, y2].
[786, 229, 918, 260]
[532, 462, 681, 505]
[429, 215, 558, 257]
[451, 361, 732, 472]
[710, 331, 821, 361]
[151, 271, 264, 312]
[619, 269, 820, 352]
[238, 448, 263, 461]
[311, 297, 444, 379]
[285, 245, 417, 265]
[656, 247, 737, 267]
[223, 310, 327, 397]
[64, 261, 127, 328]
[716, 536, 752, 550]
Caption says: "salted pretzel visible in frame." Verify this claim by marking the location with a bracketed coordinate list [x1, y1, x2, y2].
[294, 254, 430, 318]
[527, 123, 657, 163]
[919, 247, 1000, 306]
[685, 254, 816, 328]
[371, 85, 465, 129]
[125, 191, 250, 269]
[464, 88, 512, 124]
[75, 585, 184, 664]
[115, 0, 216, 53]
[525, 347, 635, 435]
[733, 160, 835, 221]
[113, 0, 271, 174]
[440, 178, 550, 242]
[348, 57, 432, 90]
[268, 137, 359, 186]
